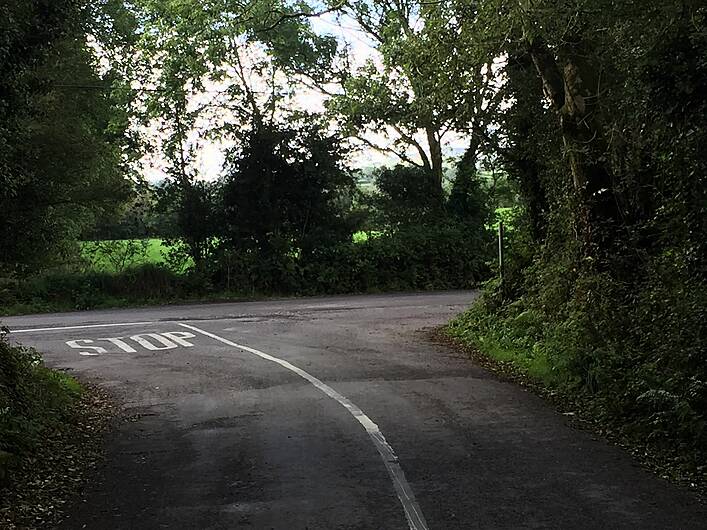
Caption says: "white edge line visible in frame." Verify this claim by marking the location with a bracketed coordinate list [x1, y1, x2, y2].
[178, 322, 429, 530]
[7, 321, 157, 334]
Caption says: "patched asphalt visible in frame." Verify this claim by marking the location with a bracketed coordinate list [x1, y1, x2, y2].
[4, 292, 706, 529]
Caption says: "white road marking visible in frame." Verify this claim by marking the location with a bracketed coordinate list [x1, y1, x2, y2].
[9, 321, 156, 334]
[64, 332, 197, 355]
[129, 333, 178, 351]
[161, 331, 196, 347]
[98, 337, 137, 353]
[178, 323, 429, 530]
[66, 339, 107, 356]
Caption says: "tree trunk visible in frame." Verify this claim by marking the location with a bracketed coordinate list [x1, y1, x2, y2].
[504, 51, 550, 243]
[528, 38, 618, 251]
[426, 126, 444, 199]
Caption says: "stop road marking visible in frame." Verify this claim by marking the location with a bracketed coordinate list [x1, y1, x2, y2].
[66, 331, 196, 356]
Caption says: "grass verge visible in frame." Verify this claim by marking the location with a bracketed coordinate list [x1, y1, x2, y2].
[438, 305, 706, 500]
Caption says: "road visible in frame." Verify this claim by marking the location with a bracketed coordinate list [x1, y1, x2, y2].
[5, 291, 705, 529]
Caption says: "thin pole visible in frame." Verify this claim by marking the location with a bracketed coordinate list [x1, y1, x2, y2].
[498, 220, 504, 283]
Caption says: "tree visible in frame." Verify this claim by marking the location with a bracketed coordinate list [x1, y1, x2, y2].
[0, 0, 136, 274]
[447, 145, 490, 229]
[372, 165, 442, 227]
[131, 0, 340, 265]
[443, 0, 707, 465]
[325, 0, 502, 197]
[464, 0, 704, 253]
[497, 49, 554, 243]
[221, 116, 356, 261]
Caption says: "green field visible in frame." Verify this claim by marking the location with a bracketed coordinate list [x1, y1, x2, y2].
[81, 239, 169, 272]
[82, 233, 378, 272]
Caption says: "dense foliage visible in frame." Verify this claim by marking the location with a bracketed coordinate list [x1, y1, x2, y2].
[446, 1, 707, 475]
[0, 0, 136, 275]
[221, 119, 357, 260]
[0, 328, 82, 475]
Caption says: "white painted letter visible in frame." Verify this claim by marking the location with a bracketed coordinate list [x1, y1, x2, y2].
[130, 333, 178, 351]
[66, 340, 107, 356]
[160, 332, 196, 347]
[97, 337, 137, 353]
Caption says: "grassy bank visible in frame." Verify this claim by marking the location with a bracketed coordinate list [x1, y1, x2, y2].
[0, 331, 82, 477]
[444, 282, 707, 494]
[0, 330, 116, 527]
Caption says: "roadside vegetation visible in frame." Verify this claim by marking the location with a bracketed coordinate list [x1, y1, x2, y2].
[443, 3, 707, 486]
[1, 156, 498, 314]
[0, 330, 81, 469]
[1, 0, 705, 515]
[0, 328, 116, 528]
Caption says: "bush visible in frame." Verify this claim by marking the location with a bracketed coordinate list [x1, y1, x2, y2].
[0, 328, 82, 476]
[447, 244, 707, 474]
[1, 222, 493, 314]
[206, 221, 491, 296]
[303, 222, 491, 294]
[371, 165, 444, 226]
[1, 265, 185, 314]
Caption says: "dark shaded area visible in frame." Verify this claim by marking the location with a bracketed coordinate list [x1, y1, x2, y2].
[452, 4, 707, 479]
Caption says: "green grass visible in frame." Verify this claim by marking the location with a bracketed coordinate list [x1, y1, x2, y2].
[353, 231, 368, 243]
[81, 232, 383, 273]
[445, 300, 558, 387]
[143, 239, 167, 262]
[50, 369, 84, 395]
[80, 238, 168, 272]
[471, 333, 555, 383]
[84, 234, 377, 272]
[353, 230, 383, 243]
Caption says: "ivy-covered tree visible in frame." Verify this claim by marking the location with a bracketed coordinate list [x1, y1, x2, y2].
[443, 0, 707, 467]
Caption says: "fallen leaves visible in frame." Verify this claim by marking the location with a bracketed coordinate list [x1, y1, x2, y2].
[0, 381, 119, 529]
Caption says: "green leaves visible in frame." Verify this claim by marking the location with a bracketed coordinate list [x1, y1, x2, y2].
[0, 0, 136, 275]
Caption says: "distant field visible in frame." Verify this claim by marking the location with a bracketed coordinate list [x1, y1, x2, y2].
[82, 233, 378, 273]
[81, 238, 168, 272]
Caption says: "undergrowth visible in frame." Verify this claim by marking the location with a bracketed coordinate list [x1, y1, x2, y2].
[1, 223, 490, 316]
[446, 255, 707, 488]
[0, 328, 83, 482]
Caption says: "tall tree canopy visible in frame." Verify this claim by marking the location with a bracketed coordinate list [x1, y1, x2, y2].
[130, 0, 340, 263]
[324, 0, 502, 195]
[0, 0, 137, 273]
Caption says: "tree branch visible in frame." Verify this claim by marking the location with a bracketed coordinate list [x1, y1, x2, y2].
[390, 124, 431, 169]
[353, 134, 423, 167]
[255, 2, 348, 33]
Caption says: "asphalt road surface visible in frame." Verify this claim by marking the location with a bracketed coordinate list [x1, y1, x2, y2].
[5, 292, 706, 529]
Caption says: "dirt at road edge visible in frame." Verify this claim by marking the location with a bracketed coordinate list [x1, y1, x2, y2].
[0, 379, 119, 529]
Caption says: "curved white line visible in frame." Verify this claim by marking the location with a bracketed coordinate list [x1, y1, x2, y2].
[178, 323, 428, 530]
